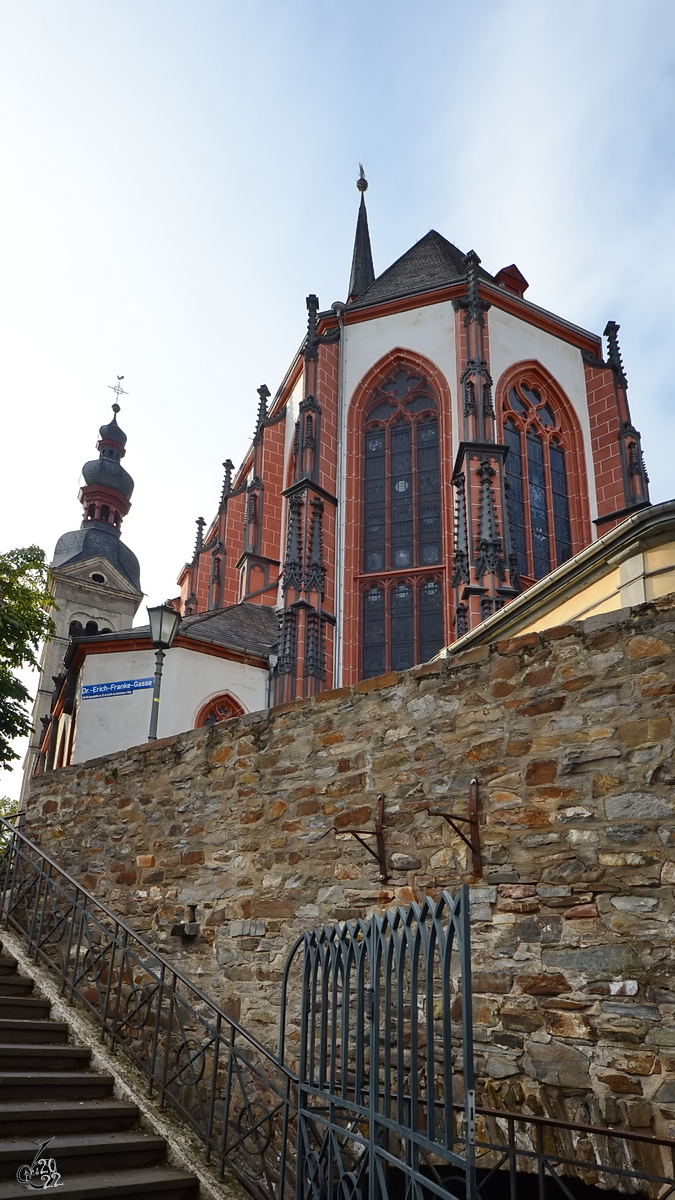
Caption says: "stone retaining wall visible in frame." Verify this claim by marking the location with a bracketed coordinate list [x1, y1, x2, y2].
[26, 595, 675, 1145]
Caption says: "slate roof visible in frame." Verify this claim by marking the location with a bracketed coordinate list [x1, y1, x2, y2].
[77, 601, 278, 659]
[52, 525, 142, 591]
[349, 230, 494, 310]
[179, 603, 278, 656]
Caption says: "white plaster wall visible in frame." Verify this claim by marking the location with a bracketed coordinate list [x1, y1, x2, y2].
[72, 646, 268, 764]
[488, 306, 598, 526]
[342, 302, 458, 448]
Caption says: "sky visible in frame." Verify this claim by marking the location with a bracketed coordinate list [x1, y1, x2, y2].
[2, 0, 675, 796]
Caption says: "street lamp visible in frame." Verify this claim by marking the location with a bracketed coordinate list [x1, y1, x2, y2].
[147, 604, 181, 741]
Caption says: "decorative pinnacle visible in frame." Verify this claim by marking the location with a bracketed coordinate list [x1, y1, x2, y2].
[357, 164, 368, 193]
[305, 294, 320, 362]
[194, 517, 206, 557]
[108, 376, 128, 409]
[256, 384, 270, 431]
[220, 458, 234, 506]
[604, 321, 627, 388]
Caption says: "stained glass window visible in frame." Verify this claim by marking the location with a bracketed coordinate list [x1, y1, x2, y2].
[417, 417, 441, 566]
[550, 441, 572, 565]
[504, 419, 528, 578]
[527, 431, 551, 579]
[363, 586, 386, 678]
[419, 578, 444, 663]
[195, 694, 244, 727]
[364, 431, 386, 573]
[390, 422, 413, 569]
[361, 368, 445, 677]
[502, 381, 575, 581]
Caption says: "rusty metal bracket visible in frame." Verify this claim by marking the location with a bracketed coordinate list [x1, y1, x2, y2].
[320, 793, 389, 882]
[427, 778, 481, 876]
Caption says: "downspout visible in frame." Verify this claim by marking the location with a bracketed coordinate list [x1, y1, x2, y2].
[266, 653, 278, 709]
[331, 301, 347, 688]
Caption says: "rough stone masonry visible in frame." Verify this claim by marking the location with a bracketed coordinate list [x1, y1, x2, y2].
[26, 594, 675, 1147]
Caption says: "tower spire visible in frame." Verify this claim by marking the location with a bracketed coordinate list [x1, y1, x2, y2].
[78, 391, 134, 532]
[347, 165, 375, 303]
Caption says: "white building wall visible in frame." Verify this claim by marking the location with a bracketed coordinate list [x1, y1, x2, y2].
[488, 306, 598, 526]
[72, 646, 268, 764]
[341, 301, 458, 448]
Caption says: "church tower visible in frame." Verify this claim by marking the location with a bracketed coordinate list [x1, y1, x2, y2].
[21, 398, 143, 785]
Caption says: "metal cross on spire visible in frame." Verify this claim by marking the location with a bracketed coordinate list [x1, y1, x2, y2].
[108, 376, 128, 410]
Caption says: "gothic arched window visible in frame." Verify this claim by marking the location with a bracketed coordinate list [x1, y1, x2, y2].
[361, 366, 444, 677]
[195, 693, 245, 727]
[502, 382, 572, 581]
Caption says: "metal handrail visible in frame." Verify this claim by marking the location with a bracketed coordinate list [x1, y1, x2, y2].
[2, 815, 673, 1200]
[0, 817, 282, 1063]
[474, 1102, 675, 1151]
[0, 816, 297, 1200]
[468, 1105, 675, 1199]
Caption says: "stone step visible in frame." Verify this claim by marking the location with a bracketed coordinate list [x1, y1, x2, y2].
[0, 1071, 114, 1101]
[0, 1044, 91, 1070]
[0, 995, 50, 1020]
[0, 944, 198, 1199]
[0, 1100, 140, 1136]
[0, 976, 34, 998]
[0, 1166, 199, 1200]
[0, 1133, 167, 1179]
[0, 1017, 69, 1044]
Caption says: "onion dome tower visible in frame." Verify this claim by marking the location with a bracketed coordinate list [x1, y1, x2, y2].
[21, 392, 143, 792]
[52, 402, 141, 591]
[78, 403, 135, 532]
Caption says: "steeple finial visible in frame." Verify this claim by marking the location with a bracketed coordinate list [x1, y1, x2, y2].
[108, 376, 128, 408]
[347, 165, 375, 303]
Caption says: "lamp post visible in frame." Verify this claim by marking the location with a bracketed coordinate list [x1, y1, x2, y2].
[147, 604, 181, 741]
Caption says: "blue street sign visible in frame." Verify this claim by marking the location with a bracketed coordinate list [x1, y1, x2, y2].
[81, 677, 154, 699]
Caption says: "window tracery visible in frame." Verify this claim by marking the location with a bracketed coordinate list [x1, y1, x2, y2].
[195, 693, 245, 727]
[502, 382, 573, 581]
[361, 366, 445, 677]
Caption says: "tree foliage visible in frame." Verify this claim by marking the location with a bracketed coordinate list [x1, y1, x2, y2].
[0, 795, 19, 843]
[0, 546, 55, 769]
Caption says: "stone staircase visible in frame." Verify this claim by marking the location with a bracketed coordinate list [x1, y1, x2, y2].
[0, 939, 199, 1200]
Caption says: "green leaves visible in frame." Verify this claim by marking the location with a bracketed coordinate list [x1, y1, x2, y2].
[0, 546, 56, 769]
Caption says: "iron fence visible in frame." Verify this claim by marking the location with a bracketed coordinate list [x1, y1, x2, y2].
[2, 816, 675, 1199]
[280, 890, 477, 1200]
[469, 1105, 675, 1200]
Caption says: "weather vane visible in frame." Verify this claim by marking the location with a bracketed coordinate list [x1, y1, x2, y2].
[108, 375, 128, 409]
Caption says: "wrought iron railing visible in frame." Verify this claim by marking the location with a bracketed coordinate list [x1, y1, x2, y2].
[0, 817, 297, 1200]
[469, 1105, 675, 1199]
[2, 815, 675, 1199]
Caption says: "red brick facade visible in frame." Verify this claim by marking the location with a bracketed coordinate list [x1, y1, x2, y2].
[175, 247, 649, 700]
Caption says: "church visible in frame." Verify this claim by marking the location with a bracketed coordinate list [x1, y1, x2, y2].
[28, 170, 662, 776]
